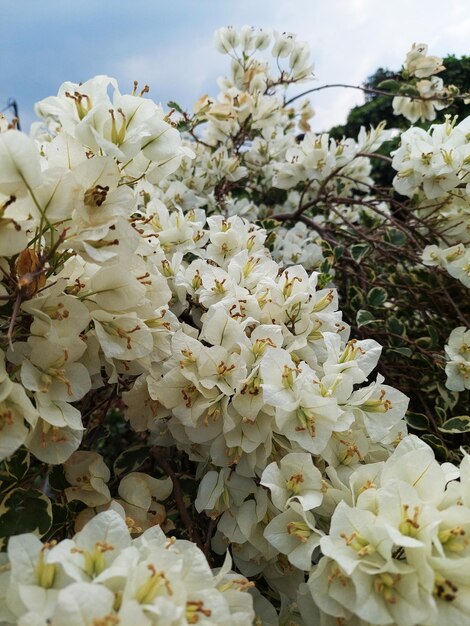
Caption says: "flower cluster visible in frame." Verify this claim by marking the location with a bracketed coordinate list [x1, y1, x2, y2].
[270, 221, 324, 270]
[155, 26, 392, 243]
[0, 509, 255, 626]
[392, 43, 456, 123]
[214, 26, 315, 86]
[392, 116, 470, 201]
[422, 243, 470, 288]
[273, 124, 392, 192]
[304, 435, 470, 626]
[391, 112, 470, 393]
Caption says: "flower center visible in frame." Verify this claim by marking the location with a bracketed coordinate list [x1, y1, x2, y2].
[135, 564, 172, 604]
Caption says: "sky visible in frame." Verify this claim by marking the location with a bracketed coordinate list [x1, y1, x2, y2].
[1, 0, 469, 132]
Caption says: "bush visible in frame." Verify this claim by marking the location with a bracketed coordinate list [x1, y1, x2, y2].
[0, 28, 469, 625]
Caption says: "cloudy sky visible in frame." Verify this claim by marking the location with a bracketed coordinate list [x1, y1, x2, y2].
[1, 0, 469, 132]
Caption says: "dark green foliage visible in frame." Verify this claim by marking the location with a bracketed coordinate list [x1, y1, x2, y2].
[0, 489, 52, 547]
[329, 56, 470, 187]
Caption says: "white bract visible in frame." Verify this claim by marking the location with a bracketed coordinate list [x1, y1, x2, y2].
[444, 326, 470, 391]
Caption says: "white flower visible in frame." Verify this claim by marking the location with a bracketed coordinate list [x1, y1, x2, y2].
[274, 377, 348, 455]
[261, 452, 323, 511]
[92, 311, 153, 361]
[6, 533, 67, 620]
[346, 375, 409, 442]
[0, 358, 38, 460]
[259, 349, 302, 411]
[20, 339, 91, 403]
[117, 472, 172, 531]
[272, 31, 296, 58]
[64, 451, 111, 507]
[445, 326, 470, 391]
[25, 418, 83, 464]
[404, 43, 444, 78]
[214, 27, 240, 54]
[49, 508, 131, 583]
[264, 502, 321, 570]
[0, 130, 41, 196]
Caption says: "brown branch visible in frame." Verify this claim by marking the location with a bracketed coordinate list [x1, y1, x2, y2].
[204, 517, 217, 558]
[436, 273, 470, 327]
[284, 82, 466, 107]
[7, 292, 23, 349]
[357, 152, 393, 163]
[271, 165, 346, 223]
[186, 294, 208, 313]
[188, 128, 213, 149]
[150, 446, 205, 552]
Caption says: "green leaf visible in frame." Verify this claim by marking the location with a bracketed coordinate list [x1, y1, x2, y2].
[356, 309, 376, 327]
[351, 243, 371, 263]
[415, 336, 432, 348]
[334, 246, 344, 260]
[386, 317, 406, 336]
[406, 411, 431, 431]
[114, 445, 151, 477]
[436, 384, 459, 410]
[377, 79, 401, 92]
[0, 488, 52, 545]
[264, 231, 276, 250]
[317, 273, 333, 290]
[438, 416, 470, 434]
[48, 465, 70, 491]
[367, 287, 388, 307]
[398, 85, 420, 97]
[426, 324, 440, 349]
[167, 101, 184, 113]
[384, 228, 407, 246]
[435, 406, 447, 423]
[4, 447, 30, 481]
[44, 503, 69, 542]
[263, 187, 288, 206]
[420, 434, 448, 461]
[255, 219, 280, 231]
[348, 286, 364, 311]
[390, 347, 412, 357]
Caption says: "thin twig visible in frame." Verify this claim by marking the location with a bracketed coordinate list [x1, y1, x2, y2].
[150, 446, 205, 551]
[284, 82, 467, 107]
